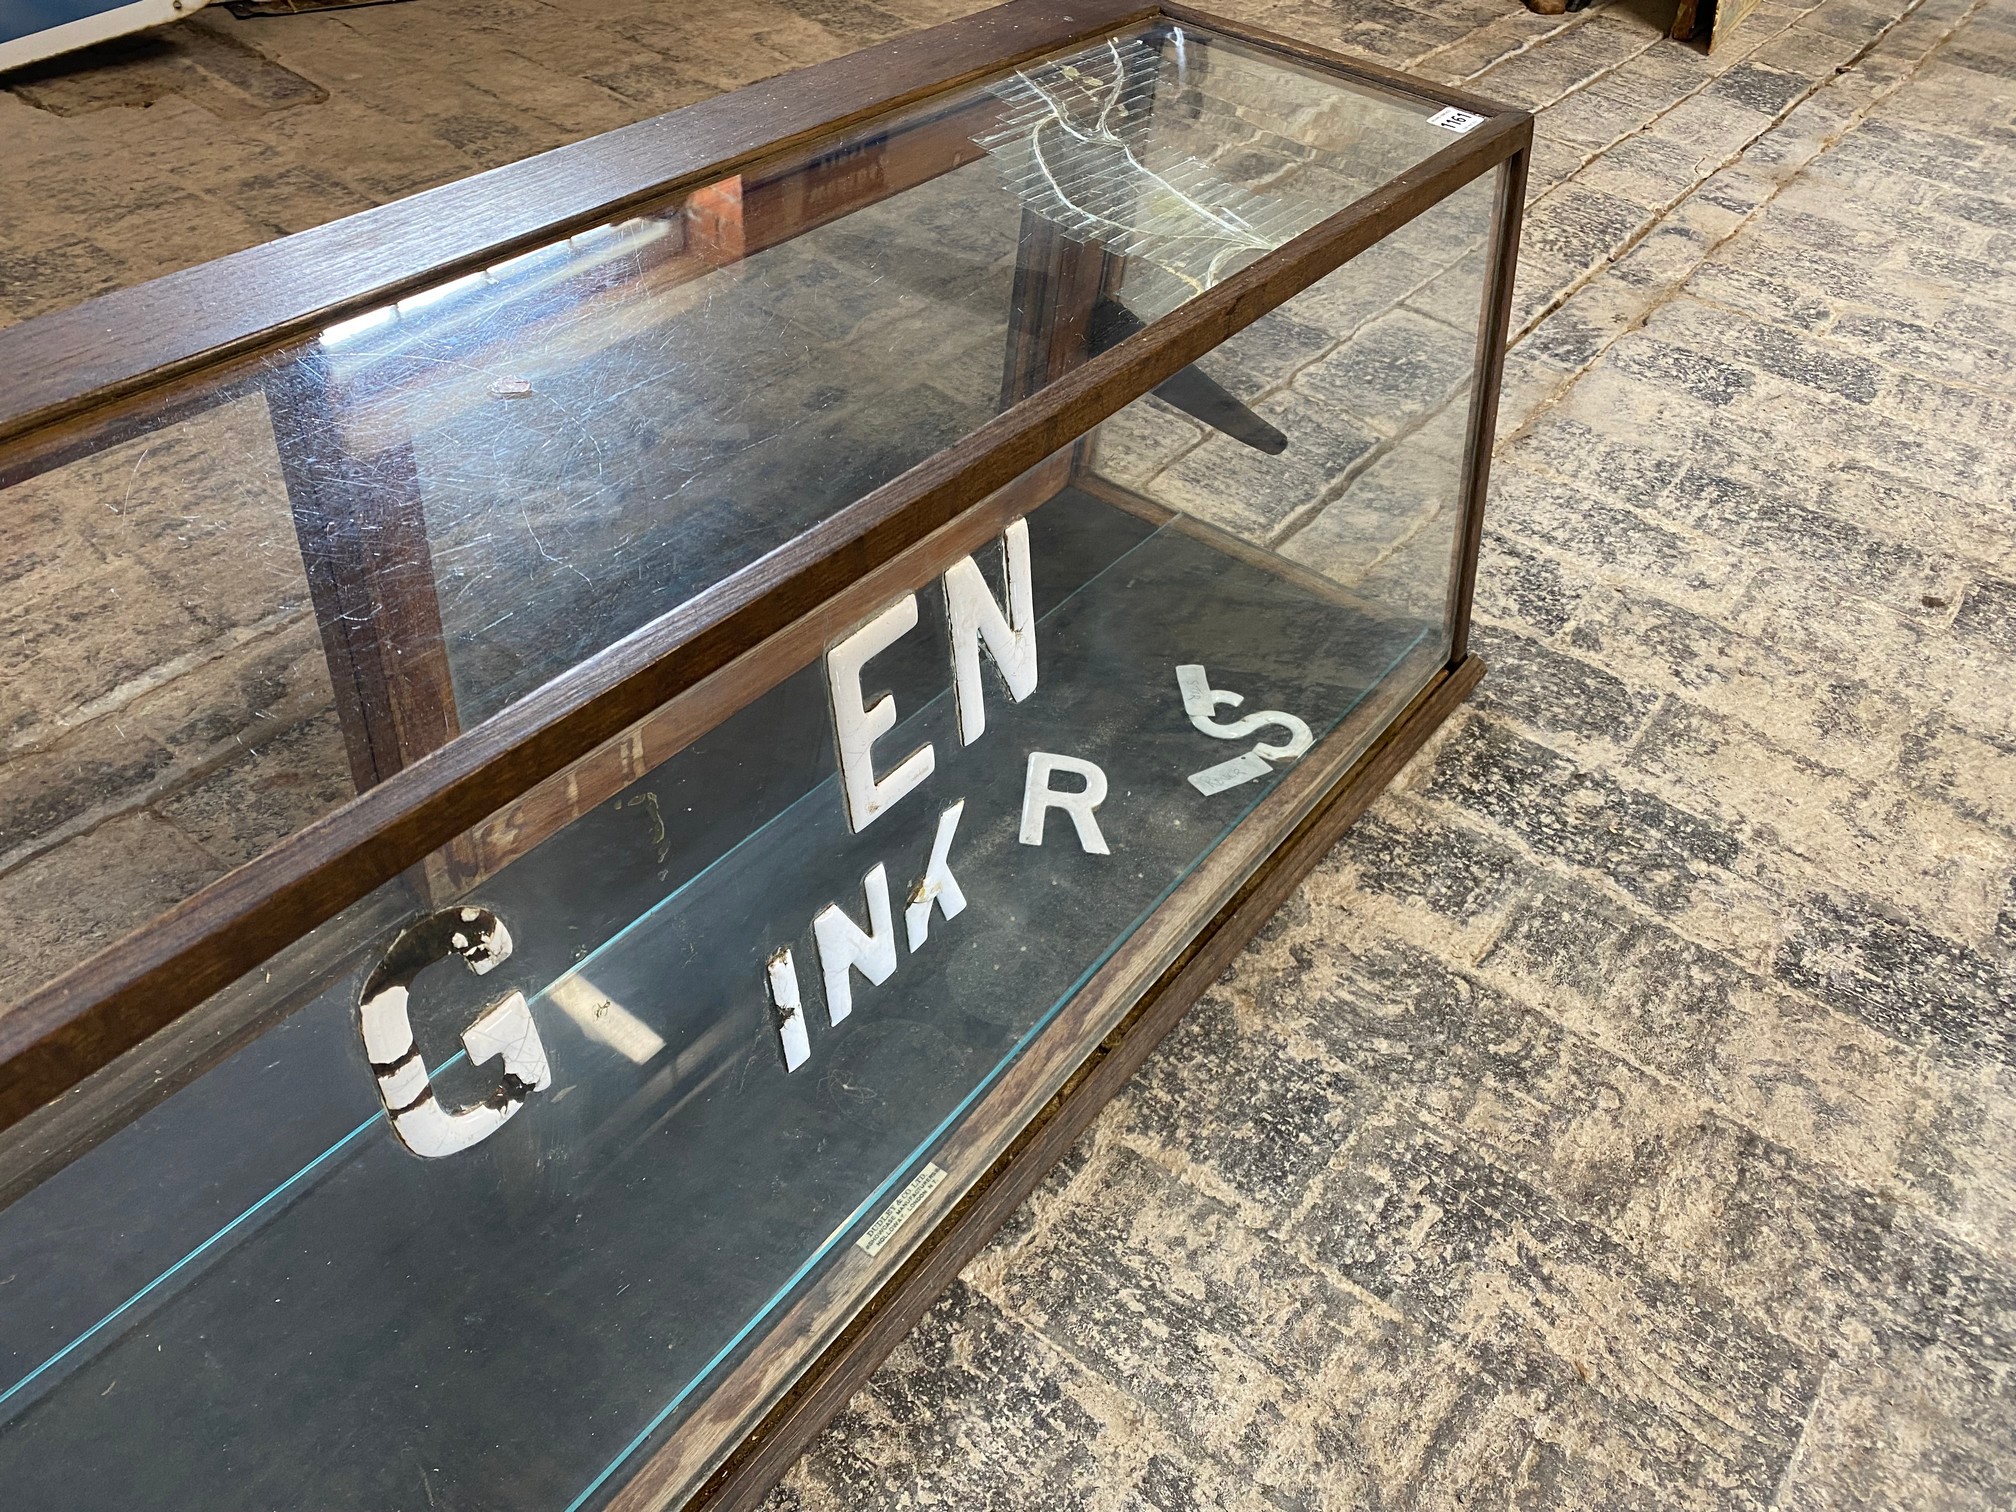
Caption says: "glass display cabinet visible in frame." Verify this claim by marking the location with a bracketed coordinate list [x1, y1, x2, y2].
[0, 2, 1527, 1507]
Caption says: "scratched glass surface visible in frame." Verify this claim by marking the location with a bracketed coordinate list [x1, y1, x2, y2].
[0, 20, 1472, 1001]
[0, 173, 1491, 1500]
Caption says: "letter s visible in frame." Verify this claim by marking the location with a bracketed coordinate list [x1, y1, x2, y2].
[358, 907, 552, 1159]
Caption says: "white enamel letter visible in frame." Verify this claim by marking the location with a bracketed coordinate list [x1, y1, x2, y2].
[1175, 664, 1314, 759]
[814, 863, 898, 1025]
[359, 907, 552, 1161]
[767, 948, 811, 1072]
[905, 800, 969, 951]
[1020, 752, 1111, 855]
[944, 518, 1037, 745]
[827, 596, 935, 832]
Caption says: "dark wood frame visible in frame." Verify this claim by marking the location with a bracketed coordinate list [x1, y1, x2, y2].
[0, 4, 1524, 1506]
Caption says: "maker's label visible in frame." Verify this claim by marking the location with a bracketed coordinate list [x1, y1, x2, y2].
[857, 1163, 949, 1256]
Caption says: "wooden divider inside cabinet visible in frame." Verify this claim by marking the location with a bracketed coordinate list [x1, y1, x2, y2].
[267, 353, 459, 794]
[738, 95, 999, 249]
[1000, 214, 1110, 409]
[265, 351, 478, 906]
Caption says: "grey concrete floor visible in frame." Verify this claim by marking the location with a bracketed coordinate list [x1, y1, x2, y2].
[5, 0, 2016, 1506]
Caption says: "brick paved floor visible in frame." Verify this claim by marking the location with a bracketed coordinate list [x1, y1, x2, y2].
[5, 0, 2015, 1506]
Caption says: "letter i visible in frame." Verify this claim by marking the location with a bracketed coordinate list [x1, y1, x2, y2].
[768, 948, 811, 1072]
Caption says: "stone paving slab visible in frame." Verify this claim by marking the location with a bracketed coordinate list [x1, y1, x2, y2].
[3, 0, 2014, 1506]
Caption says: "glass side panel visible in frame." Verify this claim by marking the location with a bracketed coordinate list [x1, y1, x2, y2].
[0, 129, 1496, 1496]
[0, 18, 1472, 1002]
[1087, 169, 1497, 624]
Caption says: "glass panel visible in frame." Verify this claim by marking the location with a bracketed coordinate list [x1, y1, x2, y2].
[0, 19, 1472, 998]
[1083, 168, 1497, 641]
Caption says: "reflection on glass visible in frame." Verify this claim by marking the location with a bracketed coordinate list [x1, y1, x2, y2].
[977, 36, 1325, 297]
